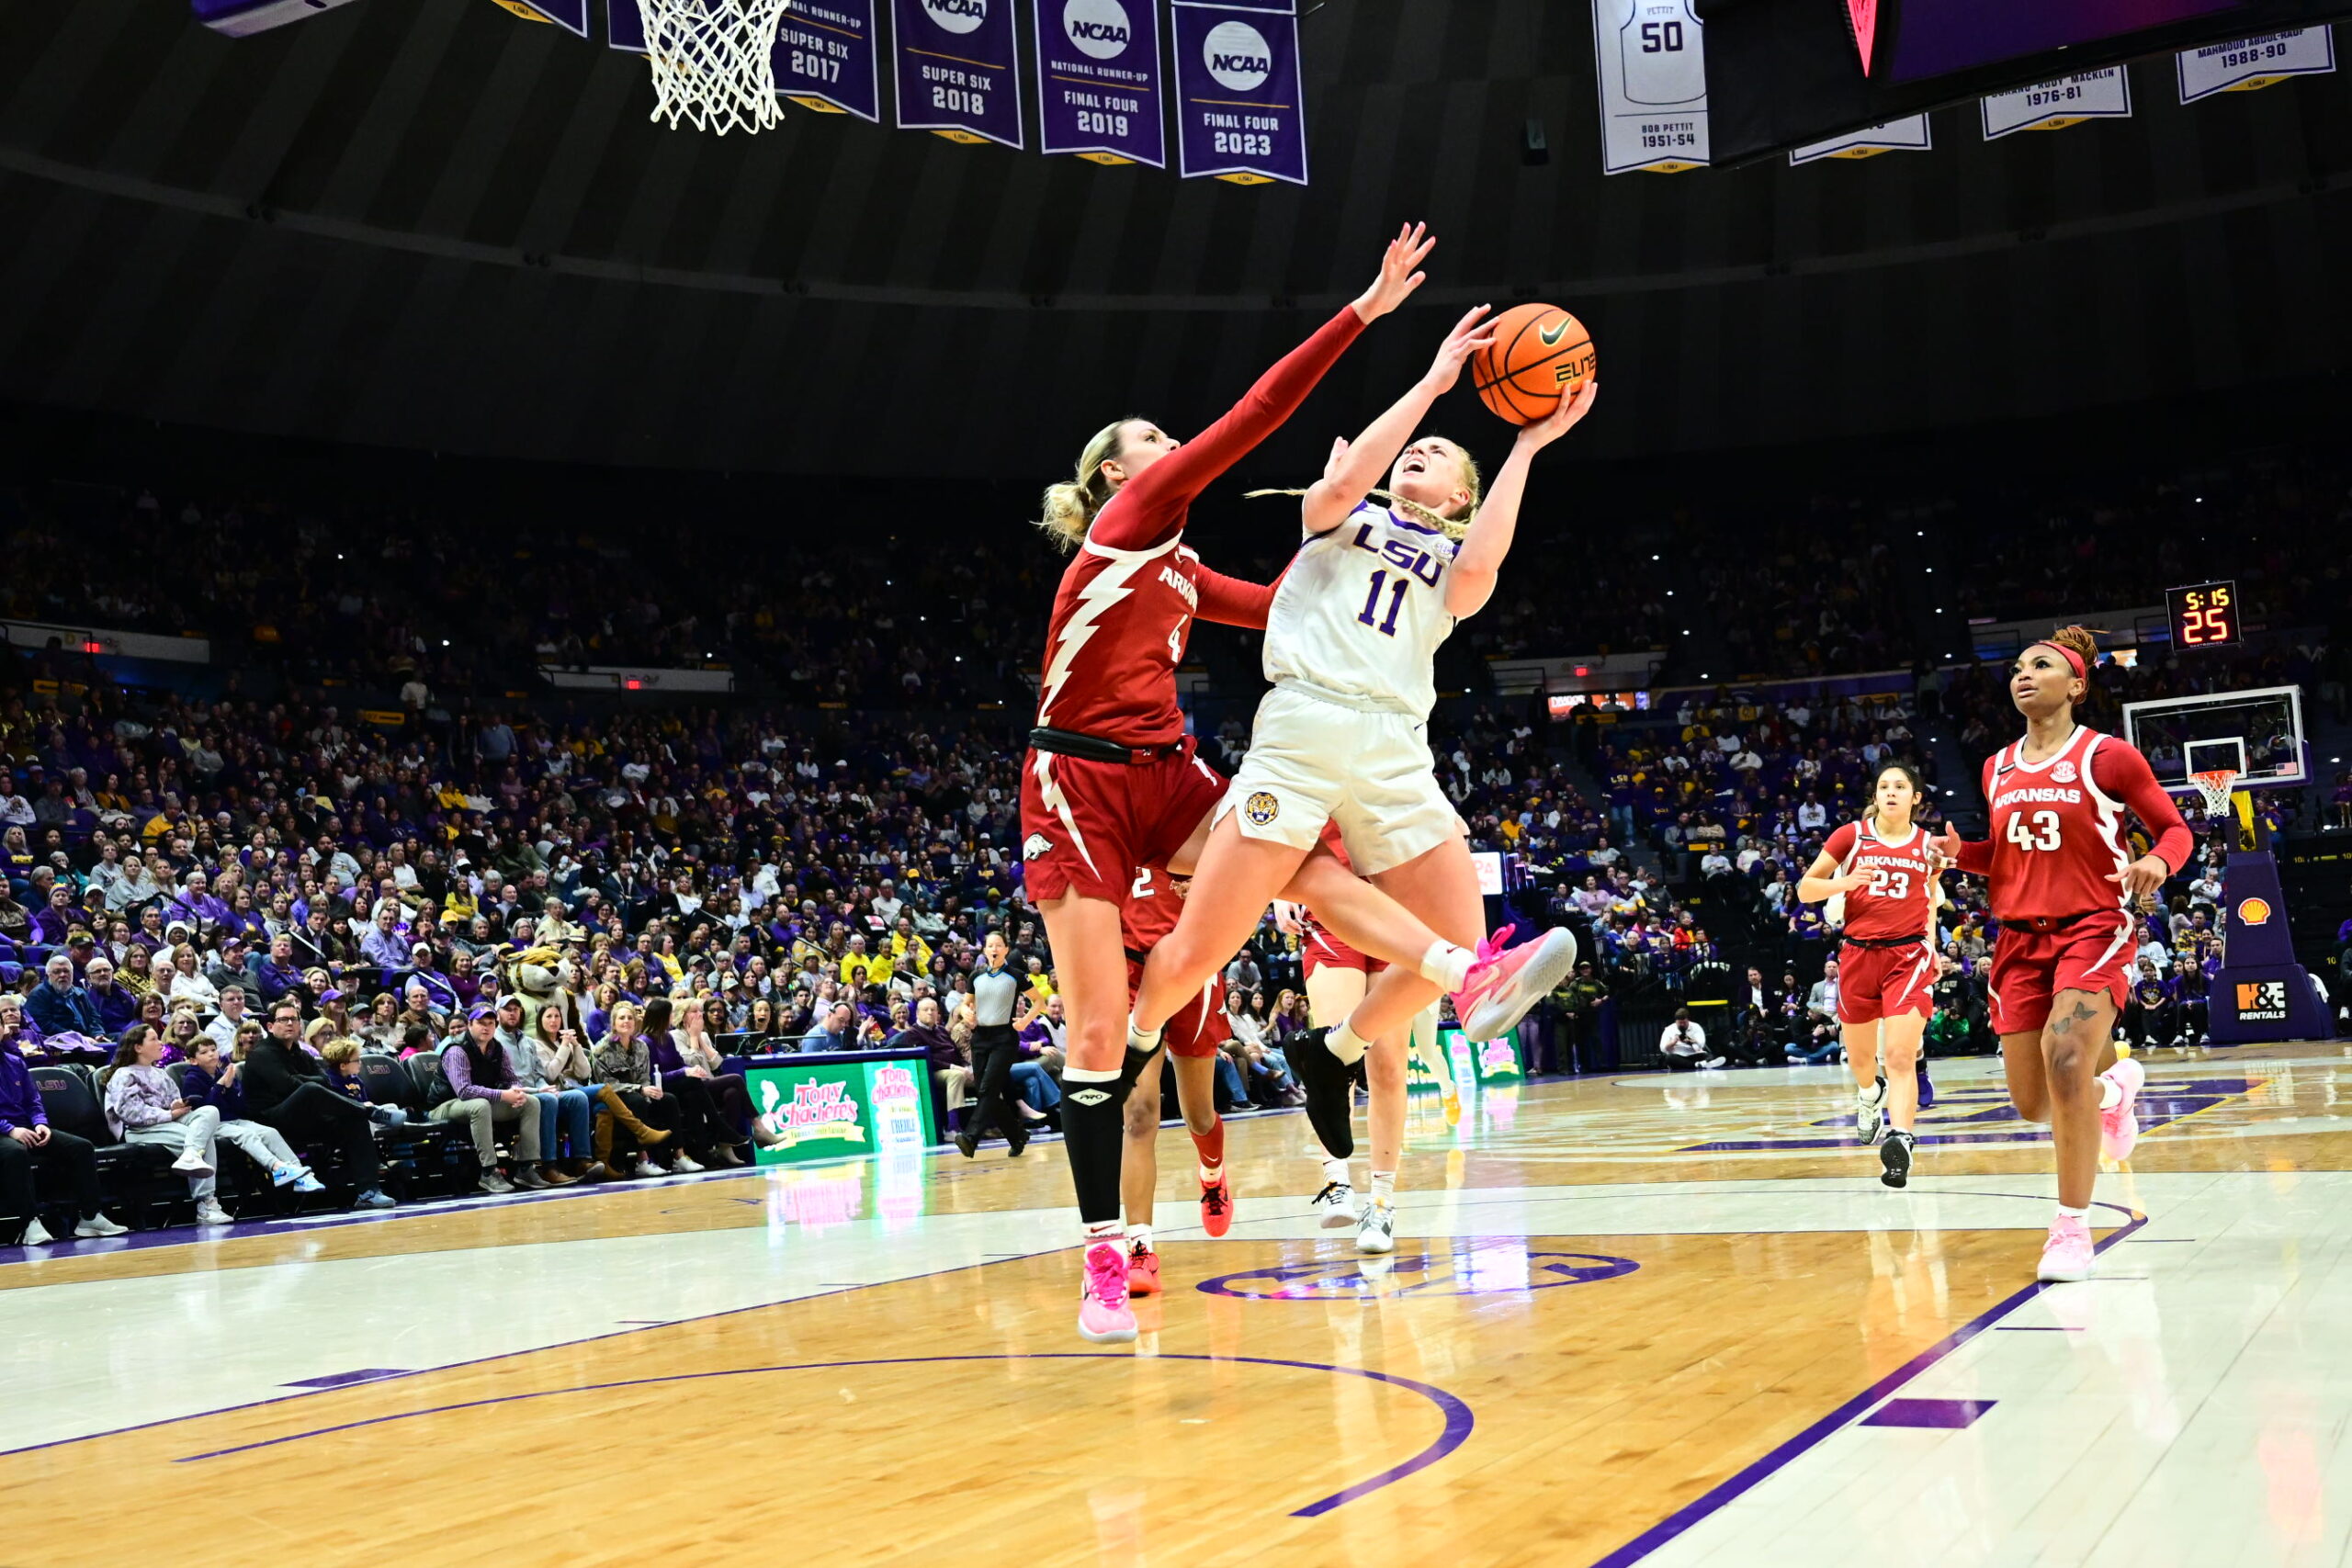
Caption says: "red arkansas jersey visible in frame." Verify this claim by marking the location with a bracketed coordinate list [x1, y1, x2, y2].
[1972, 726, 2190, 921]
[1821, 818, 1935, 943]
[1037, 540, 1270, 748]
[1121, 865, 1185, 953]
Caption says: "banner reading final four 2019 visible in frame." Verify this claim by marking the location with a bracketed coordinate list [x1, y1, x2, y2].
[893, 0, 1023, 149]
[1035, 0, 1167, 167]
[1170, 0, 1307, 186]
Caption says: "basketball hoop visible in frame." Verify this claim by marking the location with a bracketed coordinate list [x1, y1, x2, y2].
[2188, 767, 2240, 819]
[639, 0, 792, 135]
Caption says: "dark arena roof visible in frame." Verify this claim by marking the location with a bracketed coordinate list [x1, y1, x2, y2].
[4, 0, 2350, 478]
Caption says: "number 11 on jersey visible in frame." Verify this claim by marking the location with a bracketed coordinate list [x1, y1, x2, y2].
[1358, 570, 1407, 637]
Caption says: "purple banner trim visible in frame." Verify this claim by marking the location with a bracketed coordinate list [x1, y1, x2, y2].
[1590, 1196, 2147, 1568]
[775, 0, 884, 121]
[173, 1354, 1472, 1516]
[1034, 0, 1168, 166]
[1170, 0, 1308, 186]
[892, 0, 1026, 149]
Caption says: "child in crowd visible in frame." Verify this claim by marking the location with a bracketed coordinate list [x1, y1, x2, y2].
[317, 1034, 408, 1128]
[104, 1024, 322, 1224]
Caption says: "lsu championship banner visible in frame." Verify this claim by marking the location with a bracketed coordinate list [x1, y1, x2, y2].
[1170, 0, 1308, 186]
[1034, 0, 1167, 166]
[893, 0, 1024, 148]
[1981, 67, 2132, 139]
[1591, 0, 1709, 174]
[2177, 28, 2335, 103]
[776, 0, 884, 121]
[1788, 113, 1931, 164]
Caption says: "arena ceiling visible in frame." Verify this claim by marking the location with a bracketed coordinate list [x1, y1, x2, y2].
[1, 0, 2348, 480]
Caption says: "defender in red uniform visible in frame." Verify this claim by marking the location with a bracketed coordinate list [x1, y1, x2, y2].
[1117, 866, 1233, 1298]
[1933, 627, 2192, 1283]
[1023, 224, 1516, 1343]
[1799, 762, 1940, 1188]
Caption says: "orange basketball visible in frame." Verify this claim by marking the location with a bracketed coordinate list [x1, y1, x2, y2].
[1471, 302, 1595, 425]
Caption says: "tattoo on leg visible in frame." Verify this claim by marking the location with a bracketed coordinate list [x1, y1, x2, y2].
[2051, 999, 2098, 1036]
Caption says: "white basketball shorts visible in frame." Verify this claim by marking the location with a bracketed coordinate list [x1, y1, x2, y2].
[1216, 685, 1465, 876]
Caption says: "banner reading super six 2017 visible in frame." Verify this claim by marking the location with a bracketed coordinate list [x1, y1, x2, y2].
[1034, 0, 1166, 166]
[1170, 0, 1308, 186]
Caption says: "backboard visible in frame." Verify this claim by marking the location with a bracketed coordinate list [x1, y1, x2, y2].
[2120, 684, 2307, 798]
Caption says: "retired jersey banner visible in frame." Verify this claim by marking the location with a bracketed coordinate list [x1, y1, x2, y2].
[1591, 0, 1709, 175]
[1981, 67, 2132, 139]
[1171, 0, 1308, 186]
[1788, 113, 1930, 164]
[2177, 28, 2335, 103]
[775, 0, 884, 121]
[893, 0, 1024, 148]
[1035, 0, 1166, 166]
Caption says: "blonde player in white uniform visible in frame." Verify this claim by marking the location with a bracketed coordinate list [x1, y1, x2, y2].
[1125, 304, 1600, 1253]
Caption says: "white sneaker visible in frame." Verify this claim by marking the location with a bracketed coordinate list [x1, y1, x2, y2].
[172, 1147, 214, 1176]
[74, 1213, 129, 1238]
[477, 1172, 514, 1196]
[1312, 1180, 1355, 1228]
[19, 1218, 51, 1246]
[1856, 1077, 1887, 1145]
[671, 1152, 706, 1173]
[195, 1199, 232, 1226]
[1355, 1200, 1396, 1255]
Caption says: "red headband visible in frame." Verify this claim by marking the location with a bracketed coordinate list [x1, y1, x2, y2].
[2028, 639, 2087, 680]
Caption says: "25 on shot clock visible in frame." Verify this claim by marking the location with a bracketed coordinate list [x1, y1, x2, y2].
[2166, 581, 2240, 649]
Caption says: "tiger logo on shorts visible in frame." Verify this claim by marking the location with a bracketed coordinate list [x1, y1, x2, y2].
[1244, 791, 1281, 826]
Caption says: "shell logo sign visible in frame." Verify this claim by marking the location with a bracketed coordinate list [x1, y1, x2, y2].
[2236, 897, 2272, 927]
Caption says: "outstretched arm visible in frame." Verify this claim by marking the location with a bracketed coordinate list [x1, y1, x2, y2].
[1090, 225, 1434, 552]
[1444, 377, 1599, 618]
[1301, 306, 1496, 536]
[1193, 566, 1278, 630]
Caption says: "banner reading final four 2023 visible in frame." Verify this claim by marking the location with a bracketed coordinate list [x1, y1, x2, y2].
[1171, 0, 1307, 186]
[893, 0, 1023, 148]
[1035, 0, 1167, 166]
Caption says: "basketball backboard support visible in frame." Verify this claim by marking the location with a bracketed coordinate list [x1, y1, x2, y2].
[2120, 684, 2306, 796]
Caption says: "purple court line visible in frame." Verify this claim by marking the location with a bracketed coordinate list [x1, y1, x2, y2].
[168, 1354, 1473, 1517]
[1994, 1325, 2083, 1332]
[1588, 1195, 2147, 1568]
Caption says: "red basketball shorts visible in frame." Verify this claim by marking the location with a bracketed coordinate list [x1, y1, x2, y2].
[1126, 957, 1228, 1059]
[1837, 941, 1934, 1026]
[1988, 909, 2135, 1035]
[1019, 739, 1228, 905]
[1302, 923, 1387, 980]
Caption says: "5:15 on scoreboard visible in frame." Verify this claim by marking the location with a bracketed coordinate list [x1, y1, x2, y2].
[2165, 581, 2240, 649]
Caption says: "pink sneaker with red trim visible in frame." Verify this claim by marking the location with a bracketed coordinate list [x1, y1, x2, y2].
[2100, 1057, 2145, 1162]
[2037, 1214, 2095, 1283]
[1078, 1239, 1138, 1342]
[1456, 925, 1580, 1042]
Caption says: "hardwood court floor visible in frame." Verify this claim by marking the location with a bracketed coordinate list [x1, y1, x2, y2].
[4, 1042, 2349, 1567]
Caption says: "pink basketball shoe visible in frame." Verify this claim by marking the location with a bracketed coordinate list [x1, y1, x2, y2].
[2037, 1213, 2095, 1283]
[1078, 1240, 1138, 1343]
[1456, 925, 1580, 1042]
[2100, 1057, 2145, 1162]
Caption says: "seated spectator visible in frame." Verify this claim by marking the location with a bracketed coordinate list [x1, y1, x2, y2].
[240, 998, 395, 1209]
[25, 953, 104, 1042]
[202, 986, 254, 1052]
[1660, 1009, 1723, 1070]
[101, 1024, 242, 1225]
[493, 994, 601, 1181]
[673, 997, 753, 1162]
[902, 996, 969, 1117]
[1018, 993, 1068, 1077]
[0, 1014, 128, 1244]
[83, 955, 140, 1037]
[436, 1003, 573, 1194]
[799, 1000, 855, 1054]
[314, 1032, 407, 1128]
[164, 944, 221, 1018]
[1237, 1040, 1299, 1105]
[592, 1001, 692, 1177]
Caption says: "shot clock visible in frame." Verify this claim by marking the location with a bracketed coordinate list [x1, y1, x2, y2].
[2166, 581, 2240, 649]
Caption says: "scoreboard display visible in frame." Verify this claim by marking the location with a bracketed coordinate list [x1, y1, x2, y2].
[2166, 581, 2241, 649]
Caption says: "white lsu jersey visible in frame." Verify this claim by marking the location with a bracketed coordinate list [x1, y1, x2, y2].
[1262, 502, 1459, 721]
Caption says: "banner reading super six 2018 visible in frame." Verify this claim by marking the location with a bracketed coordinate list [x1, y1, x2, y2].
[1170, 0, 1308, 186]
[893, 0, 1024, 148]
[1034, 0, 1166, 166]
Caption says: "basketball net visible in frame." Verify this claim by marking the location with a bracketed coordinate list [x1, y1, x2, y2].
[640, 0, 792, 135]
[2188, 767, 2240, 820]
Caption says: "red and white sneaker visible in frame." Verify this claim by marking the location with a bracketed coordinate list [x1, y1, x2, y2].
[1199, 1171, 1233, 1238]
[1079, 1240, 1138, 1342]
[1456, 925, 1580, 1042]
[2100, 1057, 2145, 1162]
[1126, 1240, 1162, 1297]
[2037, 1213, 2095, 1282]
